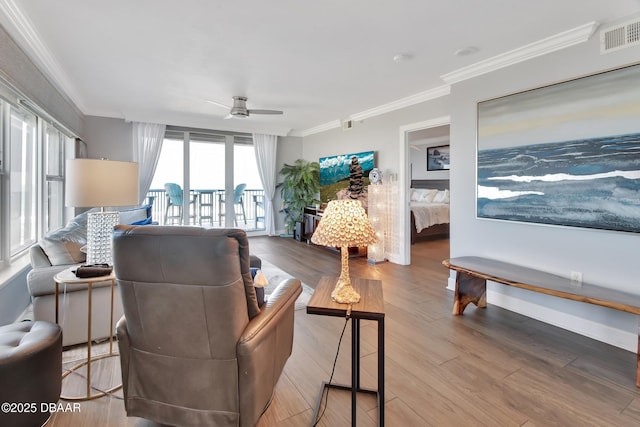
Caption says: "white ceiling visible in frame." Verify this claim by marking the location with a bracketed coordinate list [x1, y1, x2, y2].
[1, 0, 639, 136]
[408, 125, 450, 150]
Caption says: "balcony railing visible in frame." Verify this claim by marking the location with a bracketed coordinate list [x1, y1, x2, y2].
[144, 188, 266, 231]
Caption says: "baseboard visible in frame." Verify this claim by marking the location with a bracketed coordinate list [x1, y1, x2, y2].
[487, 288, 637, 353]
[445, 275, 636, 353]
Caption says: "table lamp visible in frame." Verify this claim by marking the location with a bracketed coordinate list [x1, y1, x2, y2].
[65, 159, 139, 265]
[311, 199, 377, 304]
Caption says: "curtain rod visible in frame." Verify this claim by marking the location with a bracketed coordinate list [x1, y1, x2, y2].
[18, 98, 78, 139]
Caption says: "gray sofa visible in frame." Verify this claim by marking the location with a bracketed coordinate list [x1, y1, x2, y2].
[27, 205, 152, 347]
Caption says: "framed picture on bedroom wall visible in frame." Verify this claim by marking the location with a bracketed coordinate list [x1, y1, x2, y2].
[427, 145, 450, 171]
[476, 62, 640, 233]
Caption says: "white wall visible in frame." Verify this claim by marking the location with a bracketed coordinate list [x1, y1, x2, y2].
[302, 98, 450, 186]
[84, 116, 133, 160]
[275, 135, 303, 233]
[410, 141, 450, 181]
[449, 37, 640, 351]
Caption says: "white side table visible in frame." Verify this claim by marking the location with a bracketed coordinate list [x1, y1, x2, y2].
[54, 267, 122, 400]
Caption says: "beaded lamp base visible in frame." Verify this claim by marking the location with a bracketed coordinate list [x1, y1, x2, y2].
[86, 211, 119, 265]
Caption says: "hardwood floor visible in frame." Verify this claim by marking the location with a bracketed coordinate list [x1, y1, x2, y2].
[48, 236, 640, 426]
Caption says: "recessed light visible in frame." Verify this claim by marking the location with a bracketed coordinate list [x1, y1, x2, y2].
[393, 53, 413, 62]
[454, 46, 479, 56]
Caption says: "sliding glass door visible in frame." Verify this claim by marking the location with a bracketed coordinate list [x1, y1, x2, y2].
[234, 139, 265, 231]
[189, 133, 225, 227]
[149, 129, 265, 232]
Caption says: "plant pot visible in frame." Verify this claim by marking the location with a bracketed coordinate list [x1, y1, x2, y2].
[293, 222, 304, 242]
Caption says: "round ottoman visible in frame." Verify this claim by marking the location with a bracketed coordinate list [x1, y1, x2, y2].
[0, 320, 62, 427]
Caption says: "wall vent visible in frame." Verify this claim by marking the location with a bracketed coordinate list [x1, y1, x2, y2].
[600, 17, 640, 53]
[342, 120, 353, 131]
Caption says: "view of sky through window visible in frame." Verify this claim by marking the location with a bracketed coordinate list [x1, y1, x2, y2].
[151, 139, 263, 190]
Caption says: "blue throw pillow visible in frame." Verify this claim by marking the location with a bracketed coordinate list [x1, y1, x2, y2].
[130, 216, 152, 225]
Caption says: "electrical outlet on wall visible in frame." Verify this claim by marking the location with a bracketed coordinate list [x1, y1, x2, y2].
[570, 271, 583, 286]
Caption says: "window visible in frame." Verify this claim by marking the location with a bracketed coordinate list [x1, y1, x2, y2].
[43, 123, 68, 233]
[9, 105, 38, 256]
[0, 95, 70, 270]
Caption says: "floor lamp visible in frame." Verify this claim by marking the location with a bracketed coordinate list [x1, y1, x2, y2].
[65, 159, 139, 265]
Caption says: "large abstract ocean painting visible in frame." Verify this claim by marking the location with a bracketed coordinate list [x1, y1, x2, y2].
[478, 133, 640, 232]
[477, 64, 640, 233]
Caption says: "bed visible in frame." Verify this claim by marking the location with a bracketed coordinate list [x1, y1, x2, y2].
[410, 179, 450, 244]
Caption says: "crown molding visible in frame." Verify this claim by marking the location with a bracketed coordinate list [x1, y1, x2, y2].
[299, 85, 450, 137]
[297, 120, 342, 137]
[349, 85, 450, 122]
[0, 0, 86, 111]
[441, 21, 600, 84]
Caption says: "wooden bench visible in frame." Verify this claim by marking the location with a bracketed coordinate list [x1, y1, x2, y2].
[442, 256, 640, 387]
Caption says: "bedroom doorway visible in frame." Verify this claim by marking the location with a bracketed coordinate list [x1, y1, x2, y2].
[398, 116, 450, 265]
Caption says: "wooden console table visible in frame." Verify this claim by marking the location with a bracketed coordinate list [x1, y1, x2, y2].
[307, 276, 385, 426]
[443, 256, 640, 387]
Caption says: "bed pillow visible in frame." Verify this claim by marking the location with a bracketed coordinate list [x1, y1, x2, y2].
[433, 189, 450, 203]
[420, 189, 438, 203]
[411, 188, 438, 202]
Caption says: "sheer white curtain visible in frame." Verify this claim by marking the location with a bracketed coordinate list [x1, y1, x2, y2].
[133, 122, 166, 204]
[253, 133, 278, 235]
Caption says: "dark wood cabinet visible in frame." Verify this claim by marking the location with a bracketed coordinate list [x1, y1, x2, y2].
[303, 206, 322, 242]
[303, 206, 367, 257]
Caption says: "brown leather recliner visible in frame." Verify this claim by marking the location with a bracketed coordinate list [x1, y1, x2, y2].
[112, 225, 302, 427]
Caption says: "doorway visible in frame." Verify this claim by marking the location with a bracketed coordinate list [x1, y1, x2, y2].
[398, 116, 450, 265]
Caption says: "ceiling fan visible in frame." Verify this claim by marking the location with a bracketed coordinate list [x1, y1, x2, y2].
[206, 96, 283, 118]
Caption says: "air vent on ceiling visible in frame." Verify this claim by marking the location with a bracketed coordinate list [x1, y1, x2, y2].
[342, 120, 353, 131]
[600, 17, 640, 53]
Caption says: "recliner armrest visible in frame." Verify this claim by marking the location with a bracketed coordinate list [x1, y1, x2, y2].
[238, 278, 301, 348]
[236, 278, 302, 425]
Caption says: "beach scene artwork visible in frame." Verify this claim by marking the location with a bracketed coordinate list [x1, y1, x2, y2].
[477, 64, 640, 233]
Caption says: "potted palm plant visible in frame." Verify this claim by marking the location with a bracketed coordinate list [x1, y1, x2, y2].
[277, 159, 320, 240]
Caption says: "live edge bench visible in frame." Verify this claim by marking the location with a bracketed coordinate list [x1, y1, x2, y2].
[442, 256, 640, 387]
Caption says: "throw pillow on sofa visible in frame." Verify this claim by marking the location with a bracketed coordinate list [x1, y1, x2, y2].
[38, 205, 153, 266]
[39, 213, 89, 265]
[118, 205, 152, 225]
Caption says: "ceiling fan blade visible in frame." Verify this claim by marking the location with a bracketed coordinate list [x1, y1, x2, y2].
[205, 99, 231, 109]
[247, 109, 283, 115]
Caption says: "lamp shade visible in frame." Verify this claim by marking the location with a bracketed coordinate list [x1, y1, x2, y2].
[65, 159, 139, 207]
[311, 199, 377, 247]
